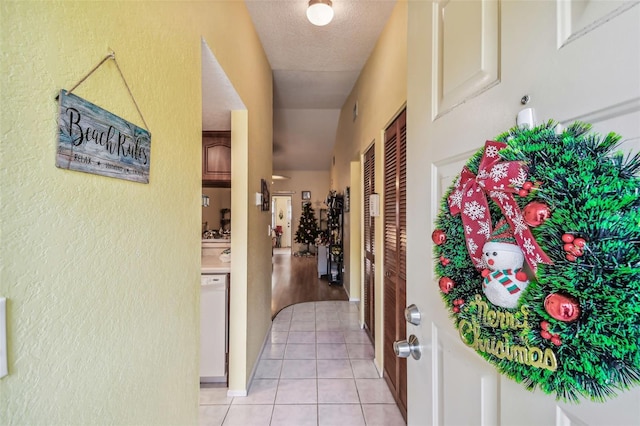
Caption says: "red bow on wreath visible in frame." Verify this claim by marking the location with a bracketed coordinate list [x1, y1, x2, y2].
[447, 140, 551, 273]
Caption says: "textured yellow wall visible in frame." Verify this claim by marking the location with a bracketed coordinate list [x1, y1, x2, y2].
[0, 1, 272, 424]
[332, 0, 407, 367]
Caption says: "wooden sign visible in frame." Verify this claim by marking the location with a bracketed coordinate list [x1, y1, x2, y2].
[57, 89, 151, 183]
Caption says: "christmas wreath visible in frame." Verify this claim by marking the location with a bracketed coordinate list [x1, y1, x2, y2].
[432, 121, 640, 402]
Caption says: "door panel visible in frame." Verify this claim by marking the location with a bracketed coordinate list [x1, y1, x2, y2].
[363, 144, 376, 340]
[407, 1, 640, 425]
[434, 0, 500, 119]
[440, 329, 500, 426]
[557, 0, 639, 48]
[383, 110, 408, 419]
[433, 154, 503, 426]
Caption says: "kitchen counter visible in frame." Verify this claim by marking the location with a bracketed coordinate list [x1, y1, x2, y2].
[202, 255, 231, 274]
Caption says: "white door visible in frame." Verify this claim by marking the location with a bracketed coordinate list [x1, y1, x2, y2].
[406, 1, 640, 425]
[273, 195, 292, 248]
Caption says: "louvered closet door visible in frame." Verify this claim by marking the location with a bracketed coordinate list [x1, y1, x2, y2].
[363, 144, 376, 341]
[383, 109, 407, 420]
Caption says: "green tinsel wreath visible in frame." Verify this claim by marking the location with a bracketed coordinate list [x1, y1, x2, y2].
[433, 121, 640, 402]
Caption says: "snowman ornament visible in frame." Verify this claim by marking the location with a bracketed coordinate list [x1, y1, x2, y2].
[481, 220, 529, 309]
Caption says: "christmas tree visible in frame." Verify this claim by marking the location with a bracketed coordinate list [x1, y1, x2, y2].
[295, 202, 319, 254]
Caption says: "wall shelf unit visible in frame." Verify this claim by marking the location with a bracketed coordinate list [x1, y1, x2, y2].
[326, 192, 344, 285]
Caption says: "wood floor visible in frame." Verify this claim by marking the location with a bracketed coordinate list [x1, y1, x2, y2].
[271, 248, 349, 318]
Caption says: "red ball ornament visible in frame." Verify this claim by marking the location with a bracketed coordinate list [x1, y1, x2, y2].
[540, 321, 550, 331]
[564, 243, 575, 252]
[551, 336, 562, 346]
[523, 201, 551, 227]
[544, 293, 581, 322]
[540, 330, 552, 340]
[518, 189, 529, 197]
[561, 233, 575, 243]
[523, 181, 534, 191]
[432, 229, 446, 245]
[573, 237, 586, 248]
[439, 277, 455, 294]
[570, 245, 584, 257]
[452, 306, 460, 313]
[566, 254, 577, 262]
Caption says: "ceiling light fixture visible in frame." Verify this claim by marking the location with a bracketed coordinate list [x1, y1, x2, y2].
[306, 0, 334, 26]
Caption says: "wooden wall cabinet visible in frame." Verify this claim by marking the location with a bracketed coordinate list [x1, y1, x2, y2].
[203, 131, 231, 188]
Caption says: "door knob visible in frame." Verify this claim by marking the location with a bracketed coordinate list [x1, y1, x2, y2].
[404, 304, 421, 325]
[393, 334, 421, 360]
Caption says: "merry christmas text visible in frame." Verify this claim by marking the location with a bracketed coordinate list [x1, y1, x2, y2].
[458, 294, 557, 372]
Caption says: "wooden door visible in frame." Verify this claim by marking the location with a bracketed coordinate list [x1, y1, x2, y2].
[363, 143, 376, 342]
[383, 109, 407, 420]
[406, 1, 640, 425]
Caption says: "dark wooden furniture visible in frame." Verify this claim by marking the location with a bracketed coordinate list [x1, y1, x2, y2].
[202, 131, 231, 188]
[326, 193, 344, 285]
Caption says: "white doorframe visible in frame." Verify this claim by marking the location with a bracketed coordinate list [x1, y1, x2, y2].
[272, 195, 292, 248]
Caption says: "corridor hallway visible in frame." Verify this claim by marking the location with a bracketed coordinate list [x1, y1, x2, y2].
[271, 248, 349, 318]
[199, 251, 406, 425]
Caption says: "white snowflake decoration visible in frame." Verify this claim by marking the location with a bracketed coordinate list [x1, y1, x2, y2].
[467, 238, 479, 254]
[522, 237, 536, 255]
[463, 201, 487, 221]
[503, 203, 514, 218]
[449, 190, 463, 209]
[512, 214, 527, 238]
[490, 163, 509, 182]
[485, 145, 499, 158]
[489, 190, 509, 203]
[477, 219, 492, 239]
[510, 167, 528, 189]
[477, 168, 490, 181]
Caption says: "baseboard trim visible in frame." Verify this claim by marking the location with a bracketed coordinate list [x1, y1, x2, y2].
[228, 320, 274, 399]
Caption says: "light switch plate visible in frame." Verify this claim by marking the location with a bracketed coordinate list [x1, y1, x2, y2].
[0, 297, 7, 378]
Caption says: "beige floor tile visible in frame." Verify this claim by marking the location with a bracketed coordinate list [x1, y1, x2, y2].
[233, 379, 278, 405]
[275, 378, 318, 404]
[318, 404, 365, 426]
[280, 359, 317, 379]
[318, 378, 360, 404]
[222, 405, 273, 426]
[362, 404, 406, 426]
[199, 404, 229, 426]
[270, 404, 317, 426]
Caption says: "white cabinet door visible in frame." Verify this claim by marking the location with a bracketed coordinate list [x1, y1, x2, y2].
[406, 1, 640, 424]
[200, 274, 228, 381]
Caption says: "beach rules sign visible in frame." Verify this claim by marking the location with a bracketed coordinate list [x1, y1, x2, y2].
[57, 90, 151, 183]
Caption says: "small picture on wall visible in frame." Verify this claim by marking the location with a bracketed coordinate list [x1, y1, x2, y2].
[261, 178, 270, 211]
[302, 191, 311, 200]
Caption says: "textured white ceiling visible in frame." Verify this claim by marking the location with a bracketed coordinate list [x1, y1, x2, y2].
[247, 0, 397, 171]
[202, 1, 397, 171]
